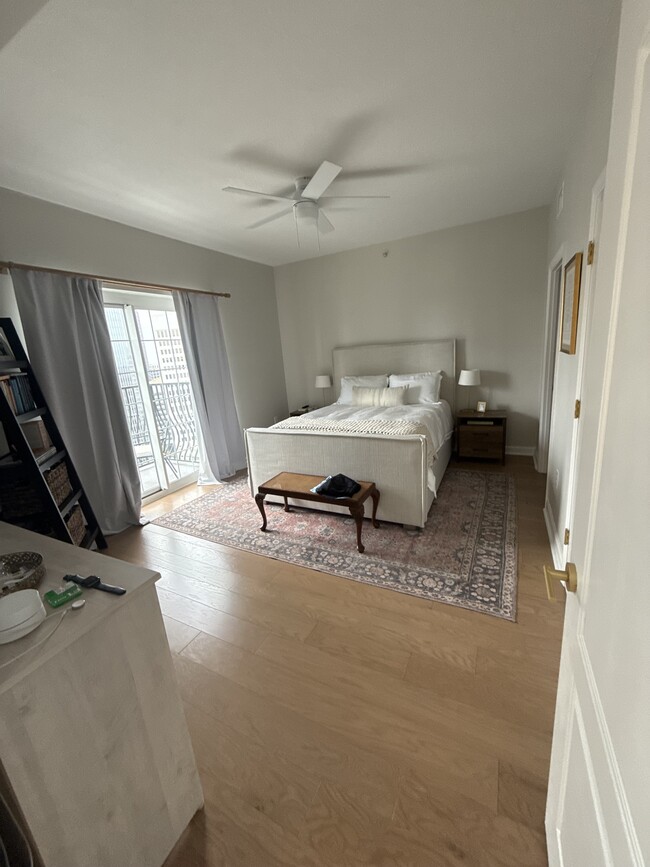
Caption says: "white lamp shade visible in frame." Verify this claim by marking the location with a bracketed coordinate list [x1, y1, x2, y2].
[458, 369, 481, 387]
[315, 375, 332, 389]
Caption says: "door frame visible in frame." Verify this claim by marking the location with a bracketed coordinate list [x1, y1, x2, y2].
[103, 292, 200, 499]
[563, 169, 606, 559]
[543, 170, 607, 568]
[535, 245, 564, 473]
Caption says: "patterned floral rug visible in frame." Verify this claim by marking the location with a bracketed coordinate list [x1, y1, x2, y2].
[153, 469, 517, 620]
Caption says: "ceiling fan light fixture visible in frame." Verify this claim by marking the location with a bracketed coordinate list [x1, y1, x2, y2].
[224, 160, 387, 249]
[294, 201, 320, 250]
[293, 200, 319, 226]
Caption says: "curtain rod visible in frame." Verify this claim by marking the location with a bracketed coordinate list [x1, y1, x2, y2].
[0, 261, 231, 298]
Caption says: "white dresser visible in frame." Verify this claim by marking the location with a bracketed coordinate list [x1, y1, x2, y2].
[0, 522, 203, 867]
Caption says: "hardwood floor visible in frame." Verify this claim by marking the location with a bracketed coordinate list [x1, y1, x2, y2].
[104, 457, 564, 866]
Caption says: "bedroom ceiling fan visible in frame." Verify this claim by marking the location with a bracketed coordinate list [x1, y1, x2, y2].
[223, 160, 389, 248]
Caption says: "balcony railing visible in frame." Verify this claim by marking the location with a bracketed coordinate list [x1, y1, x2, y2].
[120, 382, 199, 472]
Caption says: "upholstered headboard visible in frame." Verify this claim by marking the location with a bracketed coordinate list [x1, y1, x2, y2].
[332, 339, 456, 411]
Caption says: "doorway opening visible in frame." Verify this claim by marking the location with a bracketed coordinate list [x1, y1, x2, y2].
[103, 288, 199, 499]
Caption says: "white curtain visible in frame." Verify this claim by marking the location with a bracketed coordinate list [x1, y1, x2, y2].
[10, 269, 142, 534]
[173, 291, 245, 481]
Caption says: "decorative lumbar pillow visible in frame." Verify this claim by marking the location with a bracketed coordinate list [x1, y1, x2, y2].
[338, 374, 389, 403]
[352, 385, 408, 407]
[388, 371, 443, 404]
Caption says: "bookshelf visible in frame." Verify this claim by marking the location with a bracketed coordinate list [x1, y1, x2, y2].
[0, 318, 106, 549]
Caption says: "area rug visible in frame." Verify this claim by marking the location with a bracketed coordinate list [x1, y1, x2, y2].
[153, 469, 517, 620]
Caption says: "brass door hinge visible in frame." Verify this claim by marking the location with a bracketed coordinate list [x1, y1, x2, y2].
[564, 528, 570, 545]
[574, 399, 581, 419]
[587, 240, 595, 265]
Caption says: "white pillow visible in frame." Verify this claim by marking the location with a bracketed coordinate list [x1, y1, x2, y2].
[352, 385, 408, 408]
[338, 374, 388, 403]
[388, 370, 442, 404]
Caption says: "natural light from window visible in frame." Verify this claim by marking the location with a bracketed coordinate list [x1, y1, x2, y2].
[103, 293, 199, 499]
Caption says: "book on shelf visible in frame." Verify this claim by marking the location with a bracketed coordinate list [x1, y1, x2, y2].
[17, 373, 37, 413]
[0, 373, 36, 414]
[466, 419, 495, 425]
[0, 376, 17, 412]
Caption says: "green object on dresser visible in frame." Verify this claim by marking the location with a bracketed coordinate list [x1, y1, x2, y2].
[44, 583, 83, 608]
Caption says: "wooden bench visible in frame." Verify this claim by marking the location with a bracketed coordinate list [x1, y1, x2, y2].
[255, 472, 380, 553]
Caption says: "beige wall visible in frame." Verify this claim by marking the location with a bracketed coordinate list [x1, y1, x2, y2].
[544, 6, 620, 555]
[0, 187, 288, 431]
[274, 206, 549, 450]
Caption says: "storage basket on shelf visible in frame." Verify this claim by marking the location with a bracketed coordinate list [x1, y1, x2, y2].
[43, 460, 73, 507]
[65, 505, 87, 546]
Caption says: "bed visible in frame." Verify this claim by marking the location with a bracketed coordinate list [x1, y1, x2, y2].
[244, 339, 456, 527]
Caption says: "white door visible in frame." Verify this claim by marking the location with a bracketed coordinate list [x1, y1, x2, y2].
[562, 176, 605, 553]
[545, 1, 650, 864]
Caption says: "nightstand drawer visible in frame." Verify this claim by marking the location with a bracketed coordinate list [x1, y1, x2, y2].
[460, 428, 503, 444]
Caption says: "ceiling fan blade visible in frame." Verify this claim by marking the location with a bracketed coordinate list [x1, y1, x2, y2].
[341, 165, 425, 181]
[301, 161, 342, 201]
[318, 211, 335, 234]
[222, 186, 294, 202]
[319, 195, 390, 200]
[248, 207, 293, 229]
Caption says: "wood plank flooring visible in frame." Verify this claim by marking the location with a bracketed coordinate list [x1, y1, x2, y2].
[104, 457, 564, 866]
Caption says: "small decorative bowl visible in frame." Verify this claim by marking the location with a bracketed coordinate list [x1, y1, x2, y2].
[0, 552, 45, 597]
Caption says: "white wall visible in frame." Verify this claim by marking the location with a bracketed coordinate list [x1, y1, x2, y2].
[274, 207, 549, 450]
[0, 187, 288, 431]
[544, 7, 620, 550]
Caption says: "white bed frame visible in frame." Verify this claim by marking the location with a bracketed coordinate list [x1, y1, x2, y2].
[245, 339, 456, 527]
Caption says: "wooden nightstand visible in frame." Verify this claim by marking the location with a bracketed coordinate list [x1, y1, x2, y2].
[456, 410, 507, 464]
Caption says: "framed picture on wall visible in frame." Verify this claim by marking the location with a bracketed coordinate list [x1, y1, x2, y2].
[560, 252, 583, 354]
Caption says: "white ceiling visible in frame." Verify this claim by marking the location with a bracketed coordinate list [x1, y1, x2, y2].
[0, 0, 616, 266]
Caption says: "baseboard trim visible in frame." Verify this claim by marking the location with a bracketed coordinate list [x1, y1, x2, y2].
[506, 446, 535, 456]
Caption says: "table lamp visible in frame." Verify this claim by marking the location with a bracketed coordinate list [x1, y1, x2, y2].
[315, 374, 332, 407]
[458, 369, 481, 409]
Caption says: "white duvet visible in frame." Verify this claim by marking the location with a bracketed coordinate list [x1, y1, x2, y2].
[272, 400, 454, 490]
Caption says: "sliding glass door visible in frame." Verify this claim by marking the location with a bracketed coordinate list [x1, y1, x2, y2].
[104, 295, 199, 498]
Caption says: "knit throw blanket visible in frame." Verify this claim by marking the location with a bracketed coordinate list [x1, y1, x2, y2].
[272, 416, 435, 467]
